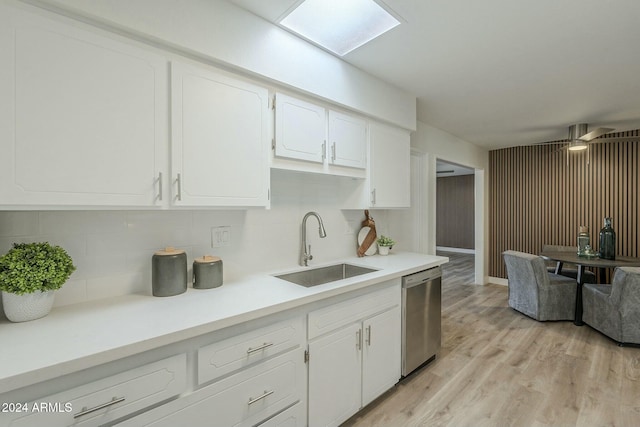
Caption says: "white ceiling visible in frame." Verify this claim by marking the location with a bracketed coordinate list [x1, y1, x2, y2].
[229, 0, 640, 150]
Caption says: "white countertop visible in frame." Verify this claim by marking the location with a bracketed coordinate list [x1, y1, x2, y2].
[0, 252, 447, 395]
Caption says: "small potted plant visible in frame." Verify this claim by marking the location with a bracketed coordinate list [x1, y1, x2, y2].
[376, 235, 396, 256]
[0, 242, 76, 322]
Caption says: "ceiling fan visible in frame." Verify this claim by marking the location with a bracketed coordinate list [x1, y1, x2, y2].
[564, 123, 613, 151]
[536, 123, 638, 151]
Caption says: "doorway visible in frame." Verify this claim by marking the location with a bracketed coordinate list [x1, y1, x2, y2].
[436, 159, 476, 285]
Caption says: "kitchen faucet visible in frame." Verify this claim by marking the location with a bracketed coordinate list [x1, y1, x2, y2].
[300, 212, 327, 266]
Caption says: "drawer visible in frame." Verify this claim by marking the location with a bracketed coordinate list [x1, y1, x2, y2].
[117, 349, 305, 427]
[308, 279, 400, 340]
[198, 316, 304, 385]
[1, 354, 186, 427]
[257, 402, 305, 427]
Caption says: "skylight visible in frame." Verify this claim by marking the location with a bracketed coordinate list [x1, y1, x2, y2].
[279, 0, 400, 56]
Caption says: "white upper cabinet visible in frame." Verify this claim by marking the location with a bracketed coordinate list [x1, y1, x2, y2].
[328, 110, 367, 169]
[369, 122, 411, 208]
[171, 61, 270, 207]
[0, 5, 168, 207]
[274, 93, 326, 164]
[273, 93, 367, 178]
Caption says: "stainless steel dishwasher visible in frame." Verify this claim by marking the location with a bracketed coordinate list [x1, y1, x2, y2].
[402, 266, 442, 376]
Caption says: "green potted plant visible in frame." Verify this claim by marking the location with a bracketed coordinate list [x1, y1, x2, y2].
[376, 235, 396, 256]
[0, 242, 76, 322]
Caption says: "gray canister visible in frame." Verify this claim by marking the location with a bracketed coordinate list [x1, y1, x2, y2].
[152, 247, 187, 297]
[193, 255, 223, 289]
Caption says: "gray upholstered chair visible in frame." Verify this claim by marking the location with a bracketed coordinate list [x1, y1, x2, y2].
[542, 244, 596, 284]
[582, 267, 640, 344]
[503, 250, 577, 321]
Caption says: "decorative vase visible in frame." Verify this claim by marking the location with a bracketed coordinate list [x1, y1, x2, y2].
[577, 226, 590, 256]
[378, 246, 390, 256]
[599, 217, 616, 260]
[2, 290, 55, 322]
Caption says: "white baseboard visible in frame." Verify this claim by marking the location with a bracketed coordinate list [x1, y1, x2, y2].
[436, 246, 476, 254]
[489, 276, 508, 286]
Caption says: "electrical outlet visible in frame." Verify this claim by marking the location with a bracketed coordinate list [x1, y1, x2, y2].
[211, 226, 231, 248]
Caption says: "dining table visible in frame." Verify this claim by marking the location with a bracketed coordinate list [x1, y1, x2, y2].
[539, 250, 640, 325]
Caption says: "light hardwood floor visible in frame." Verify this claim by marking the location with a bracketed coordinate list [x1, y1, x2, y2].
[345, 252, 640, 426]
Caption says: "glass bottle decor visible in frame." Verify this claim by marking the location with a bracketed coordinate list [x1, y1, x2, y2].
[599, 217, 616, 260]
[577, 226, 590, 256]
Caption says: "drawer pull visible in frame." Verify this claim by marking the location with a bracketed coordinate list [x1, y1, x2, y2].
[246, 342, 274, 354]
[74, 396, 125, 419]
[248, 390, 274, 405]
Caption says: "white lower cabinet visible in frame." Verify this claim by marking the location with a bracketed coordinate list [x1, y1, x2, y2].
[308, 323, 362, 426]
[0, 354, 187, 427]
[0, 285, 402, 427]
[307, 282, 402, 427]
[361, 307, 402, 406]
[116, 349, 305, 427]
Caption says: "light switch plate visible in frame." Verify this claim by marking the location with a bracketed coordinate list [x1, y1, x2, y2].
[211, 226, 231, 248]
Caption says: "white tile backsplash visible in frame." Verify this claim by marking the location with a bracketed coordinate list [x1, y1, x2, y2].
[0, 212, 39, 237]
[0, 173, 387, 307]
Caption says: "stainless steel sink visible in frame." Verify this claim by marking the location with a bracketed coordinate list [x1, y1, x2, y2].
[275, 263, 378, 287]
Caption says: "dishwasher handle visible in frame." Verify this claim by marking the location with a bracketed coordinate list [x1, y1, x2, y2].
[402, 267, 442, 289]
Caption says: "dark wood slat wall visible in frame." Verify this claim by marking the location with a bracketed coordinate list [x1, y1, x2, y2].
[489, 132, 640, 278]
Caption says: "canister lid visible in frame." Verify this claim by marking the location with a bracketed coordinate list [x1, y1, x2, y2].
[194, 255, 221, 263]
[578, 226, 589, 233]
[154, 246, 186, 256]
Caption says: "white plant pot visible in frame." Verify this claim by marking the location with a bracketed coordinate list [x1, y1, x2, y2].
[378, 246, 390, 255]
[2, 290, 55, 322]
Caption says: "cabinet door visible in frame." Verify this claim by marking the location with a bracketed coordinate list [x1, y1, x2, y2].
[171, 61, 269, 207]
[274, 93, 326, 164]
[328, 110, 367, 169]
[362, 307, 401, 406]
[308, 323, 362, 427]
[0, 5, 167, 207]
[369, 122, 411, 208]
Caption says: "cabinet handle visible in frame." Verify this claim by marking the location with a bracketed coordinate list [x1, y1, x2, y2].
[322, 141, 326, 161]
[246, 342, 274, 354]
[248, 390, 274, 405]
[366, 325, 371, 346]
[175, 173, 182, 201]
[74, 397, 125, 419]
[156, 172, 163, 201]
[371, 189, 376, 205]
[331, 142, 336, 161]
[356, 329, 362, 350]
